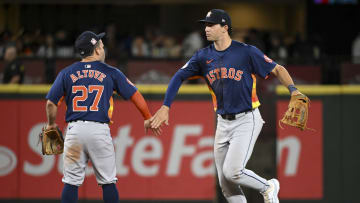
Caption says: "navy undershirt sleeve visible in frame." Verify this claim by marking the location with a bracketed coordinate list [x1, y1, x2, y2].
[163, 71, 185, 107]
[163, 51, 202, 107]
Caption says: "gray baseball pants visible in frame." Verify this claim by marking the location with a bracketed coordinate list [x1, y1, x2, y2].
[214, 108, 269, 203]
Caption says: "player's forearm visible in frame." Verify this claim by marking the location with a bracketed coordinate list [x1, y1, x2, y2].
[130, 90, 152, 120]
[163, 72, 185, 108]
[272, 64, 300, 95]
[272, 64, 294, 87]
[46, 100, 58, 125]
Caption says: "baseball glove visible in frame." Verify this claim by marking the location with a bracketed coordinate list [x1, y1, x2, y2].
[39, 126, 64, 155]
[279, 94, 312, 131]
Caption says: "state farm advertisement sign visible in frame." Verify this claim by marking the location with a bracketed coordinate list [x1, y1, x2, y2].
[0, 100, 215, 200]
[277, 100, 323, 199]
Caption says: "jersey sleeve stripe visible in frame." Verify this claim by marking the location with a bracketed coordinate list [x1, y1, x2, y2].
[57, 96, 65, 106]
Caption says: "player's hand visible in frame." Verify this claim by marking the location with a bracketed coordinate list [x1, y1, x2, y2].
[45, 123, 58, 131]
[150, 105, 169, 129]
[291, 90, 302, 96]
[144, 119, 162, 136]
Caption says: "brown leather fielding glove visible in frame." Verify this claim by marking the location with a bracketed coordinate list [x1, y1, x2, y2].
[279, 94, 311, 131]
[39, 126, 64, 155]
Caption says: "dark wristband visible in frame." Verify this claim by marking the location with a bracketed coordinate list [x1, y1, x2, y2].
[288, 84, 297, 94]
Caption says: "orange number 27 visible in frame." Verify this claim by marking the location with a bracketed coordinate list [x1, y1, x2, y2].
[72, 85, 104, 112]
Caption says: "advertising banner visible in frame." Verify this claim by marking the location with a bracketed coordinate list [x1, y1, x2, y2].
[0, 100, 215, 200]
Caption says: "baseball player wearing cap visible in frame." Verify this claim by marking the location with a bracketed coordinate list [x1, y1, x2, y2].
[151, 9, 304, 203]
[45, 31, 160, 203]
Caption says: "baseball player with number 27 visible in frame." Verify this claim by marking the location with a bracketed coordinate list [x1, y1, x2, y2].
[45, 31, 160, 203]
[151, 9, 306, 203]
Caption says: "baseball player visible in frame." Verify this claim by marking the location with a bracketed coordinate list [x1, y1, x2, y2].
[45, 31, 159, 203]
[150, 9, 304, 203]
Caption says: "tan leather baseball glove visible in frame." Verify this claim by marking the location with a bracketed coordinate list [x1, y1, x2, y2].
[279, 94, 312, 131]
[39, 126, 64, 155]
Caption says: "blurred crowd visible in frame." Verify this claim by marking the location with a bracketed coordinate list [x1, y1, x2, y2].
[2, 25, 359, 84]
[0, 25, 324, 61]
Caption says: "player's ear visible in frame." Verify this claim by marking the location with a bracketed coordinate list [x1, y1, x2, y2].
[223, 25, 228, 33]
[94, 46, 100, 56]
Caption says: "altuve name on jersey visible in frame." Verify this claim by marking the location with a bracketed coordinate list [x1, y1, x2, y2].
[70, 70, 107, 83]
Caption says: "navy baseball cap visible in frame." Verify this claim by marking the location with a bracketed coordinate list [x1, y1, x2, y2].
[75, 31, 105, 56]
[199, 9, 232, 28]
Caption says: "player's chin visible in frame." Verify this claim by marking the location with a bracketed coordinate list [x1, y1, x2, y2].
[206, 36, 215, 41]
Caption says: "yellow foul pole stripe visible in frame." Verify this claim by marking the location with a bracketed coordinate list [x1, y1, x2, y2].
[4, 84, 359, 95]
[276, 85, 360, 95]
[0, 84, 211, 94]
[0, 85, 51, 93]
[136, 84, 210, 94]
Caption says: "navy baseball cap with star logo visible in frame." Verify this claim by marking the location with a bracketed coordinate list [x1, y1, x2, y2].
[75, 31, 105, 57]
[198, 9, 232, 28]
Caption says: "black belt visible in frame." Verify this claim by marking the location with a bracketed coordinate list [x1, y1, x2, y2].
[69, 120, 107, 124]
[220, 109, 254, 121]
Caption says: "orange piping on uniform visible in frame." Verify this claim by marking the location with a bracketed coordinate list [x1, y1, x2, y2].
[188, 76, 218, 112]
[58, 95, 68, 111]
[108, 96, 114, 124]
[57, 96, 64, 106]
[188, 76, 203, 80]
[251, 74, 261, 109]
[207, 85, 217, 112]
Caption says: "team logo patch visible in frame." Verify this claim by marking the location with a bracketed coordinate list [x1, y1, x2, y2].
[90, 38, 97, 45]
[85, 64, 91, 68]
[181, 61, 189, 69]
[264, 55, 273, 63]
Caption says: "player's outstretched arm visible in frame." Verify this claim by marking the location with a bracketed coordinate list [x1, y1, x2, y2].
[150, 69, 187, 129]
[130, 90, 161, 136]
[45, 100, 58, 130]
[273, 64, 312, 131]
[271, 64, 302, 96]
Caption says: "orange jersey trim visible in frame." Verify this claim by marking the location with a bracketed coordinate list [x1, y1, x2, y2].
[251, 74, 261, 109]
[57, 96, 65, 106]
[207, 85, 217, 112]
[108, 96, 114, 124]
[188, 76, 218, 112]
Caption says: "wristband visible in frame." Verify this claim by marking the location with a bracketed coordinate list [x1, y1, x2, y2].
[288, 84, 297, 94]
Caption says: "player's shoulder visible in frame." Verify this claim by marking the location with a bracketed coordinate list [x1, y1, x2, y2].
[239, 41, 261, 52]
[198, 43, 215, 54]
[194, 44, 214, 59]
[232, 41, 264, 57]
[100, 62, 124, 75]
[98, 61, 121, 71]
[231, 40, 253, 50]
[98, 62, 127, 80]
